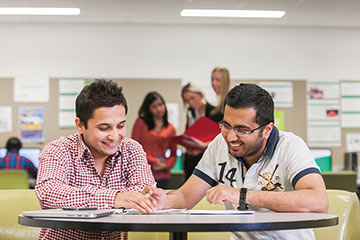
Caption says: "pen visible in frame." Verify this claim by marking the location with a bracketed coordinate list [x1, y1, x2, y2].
[144, 182, 157, 198]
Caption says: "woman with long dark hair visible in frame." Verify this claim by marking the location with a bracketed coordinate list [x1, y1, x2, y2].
[131, 92, 177, 189]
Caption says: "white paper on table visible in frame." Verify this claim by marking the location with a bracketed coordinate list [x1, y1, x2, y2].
[14, 77, 49, 102]
[346, 133, 360, 152]
[187, 210, 254, 215]
[113, 208, 187, 215]
[0, 106, 12, 132]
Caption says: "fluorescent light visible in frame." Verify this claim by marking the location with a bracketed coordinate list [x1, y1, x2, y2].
[181, 9, 285, 19]
[0, 7, 80, 16]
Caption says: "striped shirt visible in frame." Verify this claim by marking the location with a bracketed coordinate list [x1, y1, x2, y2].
[0, 151, 37, 178]
[35, 133, 155, 240]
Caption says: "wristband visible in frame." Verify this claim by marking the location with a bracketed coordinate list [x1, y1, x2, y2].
[237, 188, 248, 210]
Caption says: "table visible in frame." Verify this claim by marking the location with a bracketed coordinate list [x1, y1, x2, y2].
[19, 212, 338, 240]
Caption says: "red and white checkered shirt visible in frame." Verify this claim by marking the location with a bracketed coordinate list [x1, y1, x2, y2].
[35, 133, 155, 240]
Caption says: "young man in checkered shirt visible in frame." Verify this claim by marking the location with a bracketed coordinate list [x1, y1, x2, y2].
[35, 79, 156, 240]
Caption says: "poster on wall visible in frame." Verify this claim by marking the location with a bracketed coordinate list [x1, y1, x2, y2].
[274, 110, 285, 131]
[307, 121, 341, 147]
[59, 78, 84, 128]
[19, 107, 44, 143]
[306, 82, 341, 147]
[14, 77, 49, 102]
[341, 80, 360, 128]
[0, 106, 12, 132]
[260, 82, 293, 107]
[346, 133, 360, 152]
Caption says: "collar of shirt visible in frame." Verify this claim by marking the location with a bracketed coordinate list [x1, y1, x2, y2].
[236, 126, 280, 167]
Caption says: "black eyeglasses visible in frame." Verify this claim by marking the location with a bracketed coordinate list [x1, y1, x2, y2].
[219, 120, 268, 137]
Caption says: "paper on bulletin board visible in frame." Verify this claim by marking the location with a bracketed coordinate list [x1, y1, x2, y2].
[0, 106, 12, 132]
[59, 78, 85, 94]
[307, 121, 341, 147]
[260, 82, 293, 108]
[346, 133, 360, 152]
[19, 107, 44, 143]
[307, 100, 339, 120]
[59, 111, 76, 128]
[307, 82, 339, 100]
[59, 78, 84, 128]
[14, 77, 49, 102]
[59, 95, 77, 110]
[274, 110, 285, 131]
[341, 80, 360, 96]
[166, 103, 179, 130]
[341, 97, 360, 112]
[341, 113, 360, 128]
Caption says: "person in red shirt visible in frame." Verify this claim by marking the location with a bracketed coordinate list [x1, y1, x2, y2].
[35, 79, 156, 240]
[132, 92, 177, 189]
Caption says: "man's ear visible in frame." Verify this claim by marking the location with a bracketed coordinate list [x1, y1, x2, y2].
[263, 122, 274, 139]
[75, 117, 84, 134]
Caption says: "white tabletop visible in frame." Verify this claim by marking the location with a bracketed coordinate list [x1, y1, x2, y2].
[19, 211, 338, 232]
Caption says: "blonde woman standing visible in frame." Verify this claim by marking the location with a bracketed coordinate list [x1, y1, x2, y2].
[210, 66, 230, 116]
[181, 83, 222, 179]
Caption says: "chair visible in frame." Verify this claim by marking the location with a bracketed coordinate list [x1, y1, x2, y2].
[321, 171, 357, 192]
[0, 189, 41, 240]
[314, 189, 360, 240]
[0, 170, 29, 189]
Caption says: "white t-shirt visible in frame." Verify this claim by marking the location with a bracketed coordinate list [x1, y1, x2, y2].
[194, 127, 320, 240]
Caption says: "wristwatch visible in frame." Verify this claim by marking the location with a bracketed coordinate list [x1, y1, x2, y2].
[238, 188, 248, 210]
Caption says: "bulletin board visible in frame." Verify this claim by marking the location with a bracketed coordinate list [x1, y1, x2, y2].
[0, 78, 184, 149]
[231, 79, 352, 168]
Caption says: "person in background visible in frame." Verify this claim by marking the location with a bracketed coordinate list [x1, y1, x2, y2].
[210, 66, 230, 117]
[0, 137, 37, 178]
[181, 83, 223, 179]
[132, 92, 177, 189]
[35, 79, 156, 240]
[147, 83, 328, 240]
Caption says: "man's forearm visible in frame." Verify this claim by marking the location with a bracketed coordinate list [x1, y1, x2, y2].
[246, 189, 328, 213]
[164, 191, 191, 209]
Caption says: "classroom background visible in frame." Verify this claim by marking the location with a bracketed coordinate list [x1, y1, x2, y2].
[1, 0, 360, 190]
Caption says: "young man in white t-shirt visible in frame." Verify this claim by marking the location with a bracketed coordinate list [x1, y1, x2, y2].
[147, 83, 328, 240]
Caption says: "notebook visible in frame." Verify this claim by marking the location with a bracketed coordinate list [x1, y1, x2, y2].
[21, 209, 114, 219]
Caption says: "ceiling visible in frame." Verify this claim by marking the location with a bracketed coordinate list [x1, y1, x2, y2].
[0, 0, 360, 27]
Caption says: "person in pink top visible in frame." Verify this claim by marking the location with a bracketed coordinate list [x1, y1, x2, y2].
[132, 92, 177, 189]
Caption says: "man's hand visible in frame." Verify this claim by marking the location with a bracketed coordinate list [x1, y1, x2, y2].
[114, 191, 156, 212]
[143, 185, 167, 210]
[206, 184, 238, 205]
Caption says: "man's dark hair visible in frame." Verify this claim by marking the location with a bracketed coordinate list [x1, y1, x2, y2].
[76, 79, 128, 128]
[224, 83, 274, 125]
[6, 137, 22, 152]
[138, 92, 169, 130]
